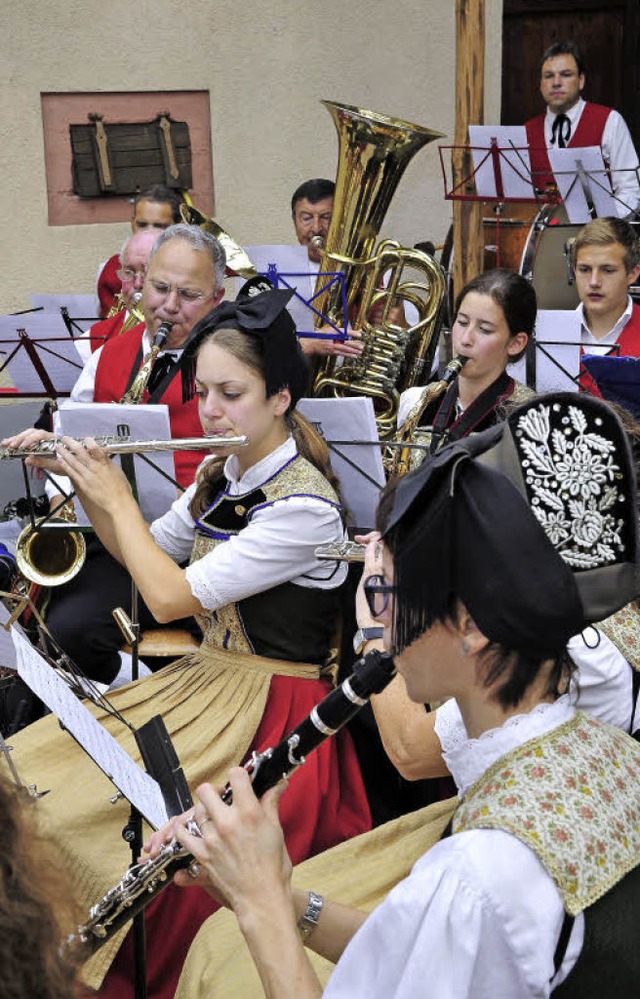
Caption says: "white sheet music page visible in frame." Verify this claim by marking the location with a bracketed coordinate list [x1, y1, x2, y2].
[57, 401, 179, 523]
[0, 312, 85, 393]
[0, 601, 18, 671]
[297, 396, 384, 530]
[240, 245, 320, 335]
[30, 293, 98, 334]
[508, 309, 581, 392]
[547, 146, 616, 222]
[10, 625, 168, 830]
[468, 125, 535, 199]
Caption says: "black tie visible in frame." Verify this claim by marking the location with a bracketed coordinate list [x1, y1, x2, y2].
[146, 353, 177, 395]
[551, 114, 571, 148]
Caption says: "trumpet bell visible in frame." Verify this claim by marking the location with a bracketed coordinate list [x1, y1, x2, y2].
[15, 520, 86, 588]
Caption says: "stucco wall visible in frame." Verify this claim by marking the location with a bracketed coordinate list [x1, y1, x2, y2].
[0, 0, 502, 314]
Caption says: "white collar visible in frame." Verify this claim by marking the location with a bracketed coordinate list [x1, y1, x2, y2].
[444, 696, 575, 797]
[577, 295, 633, 344]
[223, 435, 297, 491]
[545, 96, 585, 127]
[142, 327, 184, 358]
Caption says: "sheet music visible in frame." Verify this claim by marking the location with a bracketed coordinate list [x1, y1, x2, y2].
[10, 625, 168, 829]
[0, 602, 18, 671]
[547, 146, 616, 222]
[297, 396, 385, 530]
[508, 309, 581, 391]
[0, 312, 85, 393]
[240, 245, 320, 335]
[468, 125, 534, 199]
[57, 402, 180, 523]
[30, 294, 98, 335]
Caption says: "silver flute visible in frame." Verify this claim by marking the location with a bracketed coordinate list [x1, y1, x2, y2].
[315, 541, 366, 562]
[0, 435, 248, 460]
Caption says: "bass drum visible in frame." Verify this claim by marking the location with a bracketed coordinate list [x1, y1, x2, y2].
[519, 203, 580, 310]
[440, 201, 540, 325]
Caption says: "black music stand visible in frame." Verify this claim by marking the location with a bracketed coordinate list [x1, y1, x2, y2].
[2, 597, 192, 999]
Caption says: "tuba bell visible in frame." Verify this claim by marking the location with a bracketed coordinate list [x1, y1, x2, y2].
[311, 101, 447, 438]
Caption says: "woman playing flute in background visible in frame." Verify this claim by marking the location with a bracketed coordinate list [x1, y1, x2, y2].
[8, 288, 371, 999]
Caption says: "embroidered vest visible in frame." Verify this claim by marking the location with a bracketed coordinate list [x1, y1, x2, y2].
[579, 303, 640, 395]
[526, 102, 612, 193]
[89, 312, 125, 353]
[453, 711, 640, 915]
[190, 453, 342, 664]
[93, 323, 205, 488]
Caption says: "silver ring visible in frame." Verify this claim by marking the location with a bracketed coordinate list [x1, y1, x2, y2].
[198, 817, 214, 834]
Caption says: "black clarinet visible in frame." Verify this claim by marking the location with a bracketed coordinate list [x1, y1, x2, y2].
[67, 649, 395, 957]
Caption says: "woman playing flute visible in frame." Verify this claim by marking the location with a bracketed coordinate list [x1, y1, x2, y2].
[8, 288, 371, 999]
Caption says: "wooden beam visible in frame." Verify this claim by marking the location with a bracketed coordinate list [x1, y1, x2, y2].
[453, 0, 486, 301]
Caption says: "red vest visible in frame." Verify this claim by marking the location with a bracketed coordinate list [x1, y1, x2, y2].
[579, 302, 640, 395]
[93, 323, 206, 488]
[88, 312, 125, 353]
[97, 253, 122, 319]
[525, 102, 612, 194]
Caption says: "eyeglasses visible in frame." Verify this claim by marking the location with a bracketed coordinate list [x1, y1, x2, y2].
[147, 278, 213, 305]
[363, 574, 397, 618]
[117, 267, 147, 282]
[295, 212, 333, 227]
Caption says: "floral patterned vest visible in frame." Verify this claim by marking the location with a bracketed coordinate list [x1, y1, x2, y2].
[453, 711, 640, 995]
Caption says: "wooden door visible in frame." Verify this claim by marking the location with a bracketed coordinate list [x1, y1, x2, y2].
[501, 0, 640, 150]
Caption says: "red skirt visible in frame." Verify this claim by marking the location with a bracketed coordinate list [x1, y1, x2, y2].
[98, 673, 371, 999]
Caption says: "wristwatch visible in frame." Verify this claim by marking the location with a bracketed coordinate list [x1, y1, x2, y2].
[298, 890, 324, 940]
[353, 626, 384, 655]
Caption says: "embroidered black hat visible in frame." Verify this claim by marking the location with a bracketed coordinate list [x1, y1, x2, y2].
[181, 286, 309, 408]
[384, 393, 639, 656]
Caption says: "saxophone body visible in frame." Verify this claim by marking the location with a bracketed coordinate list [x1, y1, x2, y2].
[119, 321, 172, 405]
[385, 355, 468, 477]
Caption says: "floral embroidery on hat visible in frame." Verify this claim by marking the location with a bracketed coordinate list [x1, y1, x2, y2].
[514, 403, 626, 569]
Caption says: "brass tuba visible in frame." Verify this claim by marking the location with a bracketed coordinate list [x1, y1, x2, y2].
[311, 101, 447, 438]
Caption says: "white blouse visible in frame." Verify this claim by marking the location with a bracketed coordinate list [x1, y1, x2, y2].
[324, 698, 584, 998]
[150, 436, 347, 612]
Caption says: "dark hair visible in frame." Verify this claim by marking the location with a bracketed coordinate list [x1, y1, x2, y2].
[479, 643, 574, 708]
[454, 268, 537, 363]
[291, 179, 336, 215]
[188, 328, 342, 517]
[540, 40, 585, 77]
[571, 217, 640, 274]
[0, 776, 79, 998]
[134, 185, 184, 223]
[377, 479, 574, 709]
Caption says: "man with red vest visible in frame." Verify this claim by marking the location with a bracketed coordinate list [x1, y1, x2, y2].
[525, 40, 640, 217]
[572, 217, 640, 394]
[82, 228, 159, 358]
[36, 224, 226, 685]
[97, 185, 184, 318]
